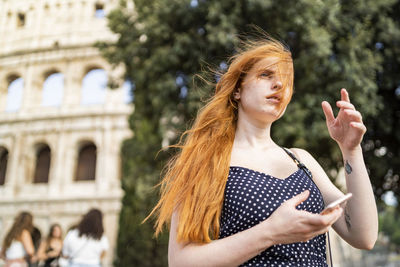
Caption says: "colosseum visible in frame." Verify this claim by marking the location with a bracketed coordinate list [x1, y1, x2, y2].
[0, 0, 132, 266]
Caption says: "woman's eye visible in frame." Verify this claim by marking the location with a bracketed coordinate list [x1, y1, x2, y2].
[260, 72, 273, 78]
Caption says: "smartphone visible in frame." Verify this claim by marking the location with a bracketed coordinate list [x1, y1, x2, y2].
[321, 193, 352, 215]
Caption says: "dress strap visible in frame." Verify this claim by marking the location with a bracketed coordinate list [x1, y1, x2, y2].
[281, 147, 313, 179]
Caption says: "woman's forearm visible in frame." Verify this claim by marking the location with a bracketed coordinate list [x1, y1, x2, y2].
[341, 145, 378, 249]
[37, 241, 51, 260]
[169, 219, 274, 267]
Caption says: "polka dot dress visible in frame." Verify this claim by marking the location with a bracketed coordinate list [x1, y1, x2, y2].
[219, 164, 327, 267]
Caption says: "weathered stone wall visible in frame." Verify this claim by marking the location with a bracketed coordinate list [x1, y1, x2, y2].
[0, 1, 132, 266]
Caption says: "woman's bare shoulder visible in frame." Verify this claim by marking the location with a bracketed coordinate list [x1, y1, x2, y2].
[288, 147, 324, 171]
[20, 229, 31, 238]
[288, 148, 314, 161]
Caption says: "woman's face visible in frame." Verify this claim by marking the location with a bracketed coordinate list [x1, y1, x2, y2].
[234, 56, 292, 124]
[52, 225, 62, 238]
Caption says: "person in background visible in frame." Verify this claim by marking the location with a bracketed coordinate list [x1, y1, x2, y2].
[37, 224, 63, 267]
[29, 226, 41, 267]
[62, 209, 109, 267]
[1, 211, 37, 267]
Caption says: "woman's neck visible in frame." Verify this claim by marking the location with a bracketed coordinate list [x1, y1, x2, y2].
[234, 116, 276, 149]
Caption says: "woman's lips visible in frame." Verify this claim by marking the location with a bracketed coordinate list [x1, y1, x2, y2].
[266, 95, 281, 104]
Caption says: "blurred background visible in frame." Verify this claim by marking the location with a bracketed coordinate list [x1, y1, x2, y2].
[0, 0, 399, 266]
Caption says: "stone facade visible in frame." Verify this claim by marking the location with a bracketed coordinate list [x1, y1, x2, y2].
[0, 0, 132, 266]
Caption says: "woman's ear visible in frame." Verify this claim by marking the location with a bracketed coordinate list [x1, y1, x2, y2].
[233, 89, 241, 100]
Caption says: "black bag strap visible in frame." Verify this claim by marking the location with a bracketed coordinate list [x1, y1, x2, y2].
[281, 147, 313, 179]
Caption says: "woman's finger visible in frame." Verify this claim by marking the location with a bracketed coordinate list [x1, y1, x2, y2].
[284, 190, 310, 208]
[321, 101, 335, 125]
[336, 101, 355, 110]
[341, 88, 350, 102]
[344, 109, 363, 122]
[307, 207, 343, 227]
[350, 122, 367, 134]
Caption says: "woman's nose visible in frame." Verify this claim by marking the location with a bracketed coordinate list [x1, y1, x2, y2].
[273, 80, 283, 90]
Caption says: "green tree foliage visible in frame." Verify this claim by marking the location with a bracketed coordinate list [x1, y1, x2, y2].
[363, 0, 400, 202]
[99, 0, 400, 265]
[380, 205, 400, 251]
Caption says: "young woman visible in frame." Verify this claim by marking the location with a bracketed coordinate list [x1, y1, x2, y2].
[37, 224, 63, 267]
[62, 209, 109, 267]
[1, 212, 36, 267]
[149, 36, 378, 266]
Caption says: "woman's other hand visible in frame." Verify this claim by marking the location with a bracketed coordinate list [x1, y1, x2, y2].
[321, 88, 366, 152]
[264, 190, 343, 244]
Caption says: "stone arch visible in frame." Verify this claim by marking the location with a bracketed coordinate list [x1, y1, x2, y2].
[43, 68, 61, 81]
[33, 143, 51, 184]
[94, 1, 105, 18]
[6, 73, 21, 85]
[81, 66, 108, 105]
[4, 73, 24, 112]
[0, 146, 9, 186]
[0, 72, 21, 93]
[0, 73, 15, 98]
[75, 140, 97, 181]
[41, 69, 64, 107]
[16, 12, 26, 28]
[81, 64, 105, 81]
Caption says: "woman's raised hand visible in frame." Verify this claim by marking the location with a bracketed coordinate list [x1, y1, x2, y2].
[264, 191, 342, 245]
[321, 88, 366, 152]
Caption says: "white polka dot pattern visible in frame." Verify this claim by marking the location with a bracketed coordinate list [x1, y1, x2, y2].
[219, 166, 327, 267]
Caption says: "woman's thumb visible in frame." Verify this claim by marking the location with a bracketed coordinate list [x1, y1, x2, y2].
[287, 190, 310, 207]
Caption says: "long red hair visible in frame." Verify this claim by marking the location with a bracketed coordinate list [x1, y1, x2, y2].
[149, 37, 294, 243]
